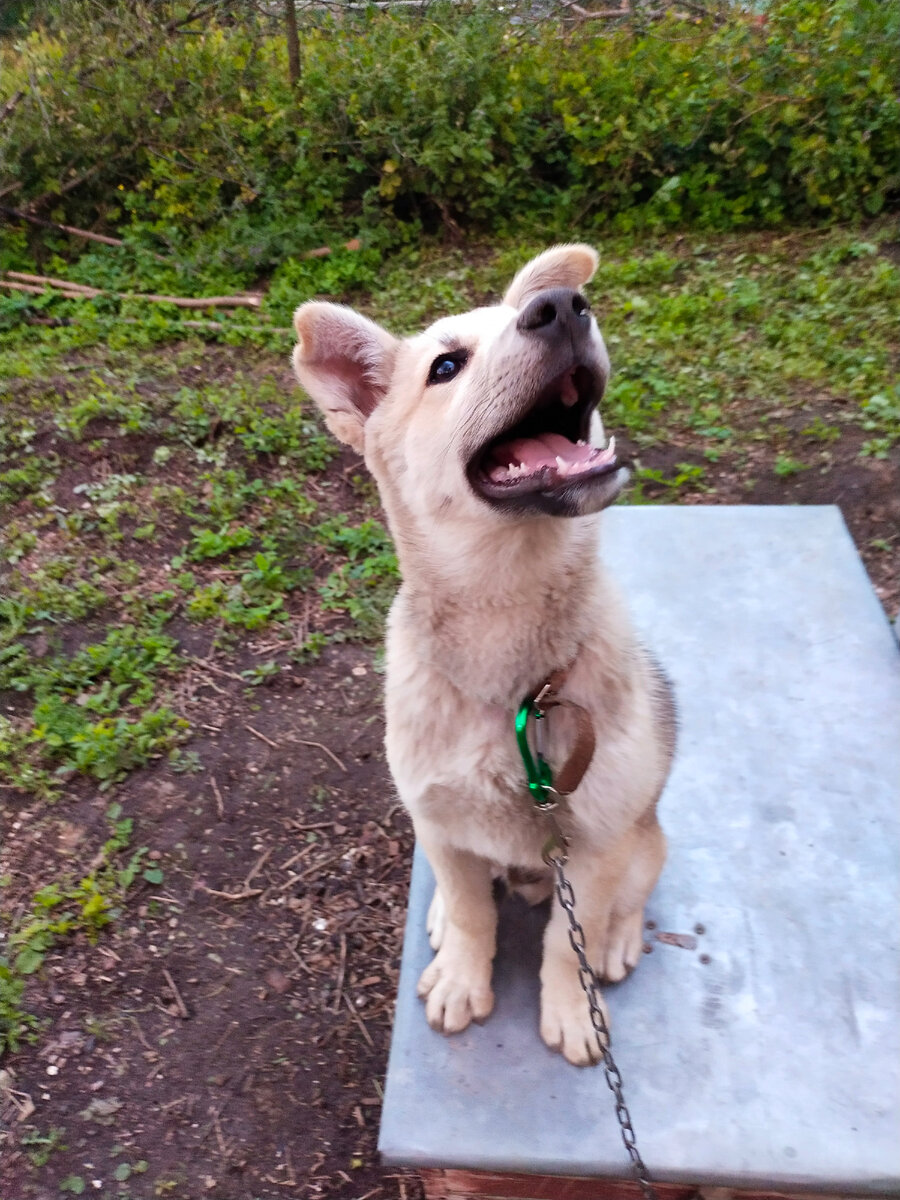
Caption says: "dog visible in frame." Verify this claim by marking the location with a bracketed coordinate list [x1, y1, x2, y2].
[293, 245, 675, 1066]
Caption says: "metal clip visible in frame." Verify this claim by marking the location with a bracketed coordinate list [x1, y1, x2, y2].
[515, 697, 554, 808]
[541, 809, 569, 866]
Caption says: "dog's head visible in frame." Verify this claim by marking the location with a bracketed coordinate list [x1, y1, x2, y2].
[292, 245, 629, 526]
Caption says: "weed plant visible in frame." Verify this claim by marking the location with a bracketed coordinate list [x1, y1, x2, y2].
[1, 0, 898, 304]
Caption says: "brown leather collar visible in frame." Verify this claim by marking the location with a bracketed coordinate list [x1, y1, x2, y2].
[529, 667, 596, 797]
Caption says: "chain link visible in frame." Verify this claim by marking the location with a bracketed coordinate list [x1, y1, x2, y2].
[547, 852, 658, 1200]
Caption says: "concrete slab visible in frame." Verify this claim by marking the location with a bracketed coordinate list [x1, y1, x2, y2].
[378, 506, 900, 1195]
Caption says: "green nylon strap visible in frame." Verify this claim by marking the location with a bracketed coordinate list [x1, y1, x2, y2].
[515, 697, 554, 808]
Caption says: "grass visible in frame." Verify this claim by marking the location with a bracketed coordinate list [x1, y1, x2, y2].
[1, 222, 898, 1063]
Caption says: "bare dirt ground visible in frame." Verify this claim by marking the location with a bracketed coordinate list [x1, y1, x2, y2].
[1, 637, 417, 1200]
[1, 342, 897, 1200]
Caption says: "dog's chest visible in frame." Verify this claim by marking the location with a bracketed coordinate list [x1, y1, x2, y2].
[384, 671, 556, 865]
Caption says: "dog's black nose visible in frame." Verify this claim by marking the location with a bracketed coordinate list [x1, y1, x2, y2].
[516, 287, 591, 342]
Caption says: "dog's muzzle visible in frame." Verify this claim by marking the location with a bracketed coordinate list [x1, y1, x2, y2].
[466, 288, 630, 518]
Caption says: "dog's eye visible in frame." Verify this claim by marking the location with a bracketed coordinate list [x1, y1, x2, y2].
[427, 351, 468, 386]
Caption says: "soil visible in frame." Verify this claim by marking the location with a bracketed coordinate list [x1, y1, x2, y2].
[1, 640, 418, 1200]
[1, 352, 897, 1200]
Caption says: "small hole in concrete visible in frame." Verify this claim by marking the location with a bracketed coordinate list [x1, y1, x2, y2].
[699, 954, 711, 965]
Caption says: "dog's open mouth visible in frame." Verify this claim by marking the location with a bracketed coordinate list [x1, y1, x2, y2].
[468, 364, 627, 515]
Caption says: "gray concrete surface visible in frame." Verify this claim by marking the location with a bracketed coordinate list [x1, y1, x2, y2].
[379, 506, 900, 1194]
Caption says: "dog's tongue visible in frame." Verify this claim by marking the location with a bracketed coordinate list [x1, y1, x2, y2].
[495, 433, 594, 472]
[487, 433, 617, 484]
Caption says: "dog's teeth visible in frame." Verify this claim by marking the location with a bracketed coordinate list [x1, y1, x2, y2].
[590, 437, 617, 466]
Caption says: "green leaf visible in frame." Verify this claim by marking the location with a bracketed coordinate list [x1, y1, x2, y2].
[142, 867, 164, 885]
[14, 946, 45, 975]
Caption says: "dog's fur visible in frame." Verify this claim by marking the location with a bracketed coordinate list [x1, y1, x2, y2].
[293, 246, 674, 1066]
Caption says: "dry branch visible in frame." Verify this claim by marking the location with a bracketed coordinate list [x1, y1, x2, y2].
[7, 271, 102, 295]
[0, 205, 168, 258]
[22, 315, 290, 334]
[199, 883, 264, 902]
[134, 291, 261, 309]
[210, 776, 225, 820]
[1, 280, 47, 296]
[161, 967, 191, 1020]
[296, 739, 347, 773]
[0, 206, 126, 247]
[1, 271, 261, 309]
[245, 724, 279, 749]
[1, 205, 360, 267]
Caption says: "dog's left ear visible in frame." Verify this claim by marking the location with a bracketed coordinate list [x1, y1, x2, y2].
[503, 244, 599, 310]
[293, 302, 399, 454]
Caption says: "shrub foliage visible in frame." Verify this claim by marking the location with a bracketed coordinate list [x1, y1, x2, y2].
[1, 0, 898, 274]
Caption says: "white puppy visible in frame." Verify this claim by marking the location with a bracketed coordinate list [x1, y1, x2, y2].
[293, 246, 674, 1066]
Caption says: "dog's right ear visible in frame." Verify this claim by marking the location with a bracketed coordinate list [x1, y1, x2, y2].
[292, 302, 398, 454]
[503, 244, 599, 310]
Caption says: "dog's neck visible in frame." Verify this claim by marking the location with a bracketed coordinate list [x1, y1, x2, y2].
[391, 515, 613, 708]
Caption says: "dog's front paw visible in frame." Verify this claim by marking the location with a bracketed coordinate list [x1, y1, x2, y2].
[426, 886, 446, 951]
[417, 942, 494, 1034]
[540, 967, 609, 1067]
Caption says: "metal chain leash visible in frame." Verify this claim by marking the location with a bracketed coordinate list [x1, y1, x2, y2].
[544, 829, 658, 1200]
[516, 695, 658, 1200]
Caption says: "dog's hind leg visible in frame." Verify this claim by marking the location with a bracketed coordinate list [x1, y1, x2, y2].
[414, 821, 497, 1035]
[601, 812, 666, 982]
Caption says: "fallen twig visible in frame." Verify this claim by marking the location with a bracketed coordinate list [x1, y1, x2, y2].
[243, 847, 274, 889]
[292, 851, 345, 883]
[129, 1016, 155, 1053]
[296, 739, 347, 773]
[2, 269, 261, 309]
[186, 656, 245, 682]
[0, 204, 161, 253]
[199, 883, 264, 902]
[332, 932, 348, 1014]
[277, 846, 316, 873]
[1, 280, 48, 296]
[20, 313, 290, 334]
[343, 992, 375, 1048]
[7, 270, 103, 295]
[288, 820, 338, 833]
[210, 776, 225, 820]
[162, 967, 190, 1020]
[245, 724, 279, 749]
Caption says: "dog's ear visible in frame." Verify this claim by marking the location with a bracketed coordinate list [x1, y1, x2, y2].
[503, 244, 599, 310]
[293, 302, 398, 454]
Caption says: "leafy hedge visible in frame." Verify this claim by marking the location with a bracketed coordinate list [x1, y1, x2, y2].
[1, 0, 898, 276]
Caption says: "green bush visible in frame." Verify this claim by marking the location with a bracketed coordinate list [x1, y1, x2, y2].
[1, 0, 897, 284]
